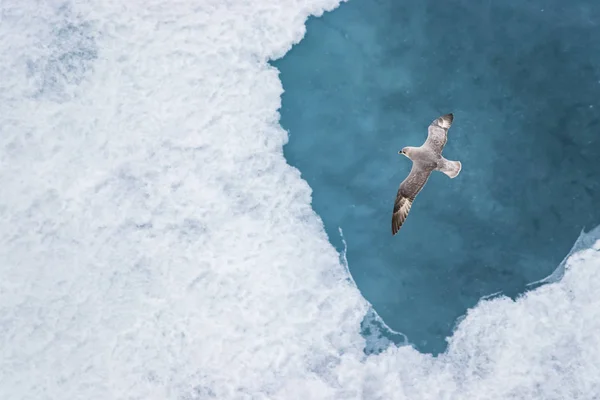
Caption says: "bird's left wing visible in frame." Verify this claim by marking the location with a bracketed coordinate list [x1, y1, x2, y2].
[392, 163, 431, 235]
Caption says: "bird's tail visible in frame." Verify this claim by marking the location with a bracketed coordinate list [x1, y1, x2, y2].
[438, 158, 462, 178]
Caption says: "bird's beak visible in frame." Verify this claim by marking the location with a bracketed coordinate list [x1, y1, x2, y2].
[398, 151, 402, 155]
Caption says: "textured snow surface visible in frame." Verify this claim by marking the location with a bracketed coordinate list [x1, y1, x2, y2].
[1, 1, 599, 399]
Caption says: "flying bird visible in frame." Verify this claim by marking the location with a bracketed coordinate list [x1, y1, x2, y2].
[392, 113, 462, 235]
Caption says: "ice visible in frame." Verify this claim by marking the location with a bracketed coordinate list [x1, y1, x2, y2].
[1, 1, 599, 399]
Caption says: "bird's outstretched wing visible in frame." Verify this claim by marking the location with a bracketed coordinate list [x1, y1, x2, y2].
[392, 162, 432, 235]
[424, 113, 453, 154]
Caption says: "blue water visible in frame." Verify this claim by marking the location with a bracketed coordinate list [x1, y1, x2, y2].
[272, 0, 600, 355]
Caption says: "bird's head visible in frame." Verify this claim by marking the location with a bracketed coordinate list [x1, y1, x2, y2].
[398, 147, 413, 158]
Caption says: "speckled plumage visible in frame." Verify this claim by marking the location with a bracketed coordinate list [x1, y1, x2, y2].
[392, 113, 462, 235]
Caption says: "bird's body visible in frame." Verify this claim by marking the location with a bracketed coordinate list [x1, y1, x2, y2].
[392, 113, 461, 235]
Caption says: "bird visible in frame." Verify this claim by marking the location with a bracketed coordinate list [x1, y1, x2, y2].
[391, 113, 462, 235]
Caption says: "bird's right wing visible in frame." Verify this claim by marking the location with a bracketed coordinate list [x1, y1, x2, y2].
[392, 163, 431, 235]
[424, 113, 453, 154]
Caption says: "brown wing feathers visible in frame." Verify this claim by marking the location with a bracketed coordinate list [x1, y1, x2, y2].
[391, 164, 431, 235]
[392, 192, 413, 235]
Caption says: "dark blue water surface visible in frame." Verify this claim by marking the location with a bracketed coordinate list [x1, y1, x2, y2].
[272, 0, 600, 355]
